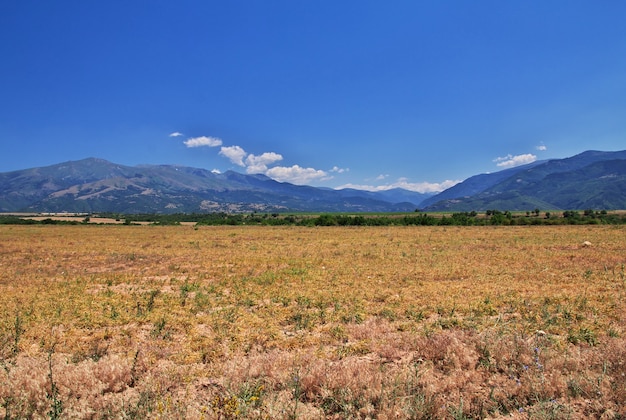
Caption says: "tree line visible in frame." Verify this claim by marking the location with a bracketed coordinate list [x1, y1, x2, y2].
[2, 209, 624, 226]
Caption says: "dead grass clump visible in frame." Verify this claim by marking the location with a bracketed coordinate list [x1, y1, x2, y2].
[0, 355, 49, 417]
[0, 352, 136, 418]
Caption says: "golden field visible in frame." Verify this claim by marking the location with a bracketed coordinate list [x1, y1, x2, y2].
[1, 224, 625, 419]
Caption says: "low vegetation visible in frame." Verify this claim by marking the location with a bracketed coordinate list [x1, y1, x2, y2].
[2, 208, 626, 226]
[1, 224, 625, 418]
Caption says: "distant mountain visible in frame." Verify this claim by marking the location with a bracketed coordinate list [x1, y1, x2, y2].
[423, 150, 626, 211]
[0, 158, 426, 213]
[418, 160, 546, 209]
[328, 187, 433, 208]
[3, 151, 622, 214]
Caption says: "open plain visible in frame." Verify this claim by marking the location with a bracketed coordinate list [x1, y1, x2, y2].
[1, 224, 625, 419]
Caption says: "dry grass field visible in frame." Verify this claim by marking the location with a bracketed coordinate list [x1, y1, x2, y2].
[1, 224, 625, 419]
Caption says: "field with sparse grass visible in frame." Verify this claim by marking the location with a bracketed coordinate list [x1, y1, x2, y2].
[1, 224, 625, 419]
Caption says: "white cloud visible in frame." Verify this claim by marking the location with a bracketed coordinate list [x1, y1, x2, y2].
[337, 179, 460, 194]
[245, 152, 283, 174]
[169, 132, 184, 137]
[184, 136, 223, 148]
[219, 145, 247, 166]
[375, 174, 389, 181]
[330, 166, 349, 174]
[536, 144, 547, 151]
[265, 165, 330, 184]
[211, 169, 221, 174]
[216, 144, 328, 184]
[192, 138, 338, 185]
[493, 153, 537, 168]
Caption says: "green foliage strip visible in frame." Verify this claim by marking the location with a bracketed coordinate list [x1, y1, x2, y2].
[1, 209, 625, 226]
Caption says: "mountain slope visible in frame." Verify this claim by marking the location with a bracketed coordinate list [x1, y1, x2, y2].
[0, 158, 421, 213]
[522, 159, 626, 210]
[424, 150, 626, 211]
[418, 160, 545, 209]
[328, 187, 432, 207]
[2, 151, 623, 214]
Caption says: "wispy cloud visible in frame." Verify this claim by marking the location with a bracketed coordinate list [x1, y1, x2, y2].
[493, 153, 537, 168]
[536, 144, 547, 151]
[330, 166, 349, 174]
[169, 132, 184, 137]
[219, 145, 247, 166]
[184, 136, 223, 148]
[337, 178, 460, 194]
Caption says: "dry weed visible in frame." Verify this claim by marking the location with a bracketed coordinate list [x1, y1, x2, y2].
[0, 224, 625, 418]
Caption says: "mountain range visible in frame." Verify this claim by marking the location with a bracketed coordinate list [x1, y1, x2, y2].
[0, 150, 624, 214]
[421, 150, 626, 211]
[0, 158, 429, 213]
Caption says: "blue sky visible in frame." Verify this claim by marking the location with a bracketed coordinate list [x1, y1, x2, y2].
[2, 1, 625, 192]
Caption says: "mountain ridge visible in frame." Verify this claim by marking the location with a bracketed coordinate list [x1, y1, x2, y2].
[0, 158, 431, 213]
[422, 150, 626, 211]
[1, 150, 624, 214]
